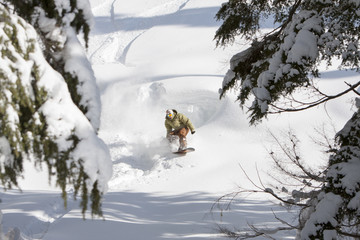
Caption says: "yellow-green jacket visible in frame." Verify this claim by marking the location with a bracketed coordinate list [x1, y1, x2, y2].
[165, 110, 195, 135]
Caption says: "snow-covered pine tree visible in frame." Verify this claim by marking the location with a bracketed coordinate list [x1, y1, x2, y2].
[215, 0, 360, 124]
[0, 2, 112, 217]
[302, 99, 360, 239]
[215, 0, 360, 238]
[6, 0, 101, 130]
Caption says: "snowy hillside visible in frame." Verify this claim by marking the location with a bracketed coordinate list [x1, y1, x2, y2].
[1, 0, 357, 239]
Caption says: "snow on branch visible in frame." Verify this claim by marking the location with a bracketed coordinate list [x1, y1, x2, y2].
[216, 1, 360, 124]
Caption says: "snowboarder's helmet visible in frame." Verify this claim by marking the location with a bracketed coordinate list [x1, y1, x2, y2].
[166, 109, 174, 119]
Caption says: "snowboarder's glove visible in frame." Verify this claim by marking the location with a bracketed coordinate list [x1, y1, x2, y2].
[191, 131, 195, 135]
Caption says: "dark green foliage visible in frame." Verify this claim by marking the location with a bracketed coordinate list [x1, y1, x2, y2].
[90, 181, 103, 217]
[0, 10, 46, 188]
[215, 0, 273, 46]
[63, 72, 89, 116]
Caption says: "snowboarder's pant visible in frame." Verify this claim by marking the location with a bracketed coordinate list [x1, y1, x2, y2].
[172, 127, 189, 149]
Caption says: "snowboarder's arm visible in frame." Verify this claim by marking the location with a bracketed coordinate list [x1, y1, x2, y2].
[165, 121, 173, 135]
[178, 114, 195, 132]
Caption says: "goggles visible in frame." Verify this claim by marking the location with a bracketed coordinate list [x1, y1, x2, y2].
[166, 113, 173, 119]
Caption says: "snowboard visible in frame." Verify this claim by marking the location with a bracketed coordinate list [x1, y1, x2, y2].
[173, 147, 195, 154]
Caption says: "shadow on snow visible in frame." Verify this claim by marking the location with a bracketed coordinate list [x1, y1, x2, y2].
[1, 190, 296, 240]
[92, 7, 223, 35]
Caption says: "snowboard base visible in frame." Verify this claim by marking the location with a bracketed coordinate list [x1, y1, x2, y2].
[173, 147, 195, 154]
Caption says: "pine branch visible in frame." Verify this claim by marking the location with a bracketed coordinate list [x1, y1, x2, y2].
[337, 229, 360, 238]
[345, 81, 360, 96]
[272, 209, 299, 229]
[268, 131, 325, 183]
[269, 81, 360, 114]
[239, 163, 308, 207]
[217, 223, 294, 240]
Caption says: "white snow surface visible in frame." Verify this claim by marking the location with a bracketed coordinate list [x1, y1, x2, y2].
[1, 0, 359, 239]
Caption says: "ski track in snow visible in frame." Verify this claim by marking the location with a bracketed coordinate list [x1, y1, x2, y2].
[87, 0, 202, 191]
[89, 0, 190, 65]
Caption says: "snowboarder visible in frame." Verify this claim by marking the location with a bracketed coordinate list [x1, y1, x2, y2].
[165, 109, 195, 151]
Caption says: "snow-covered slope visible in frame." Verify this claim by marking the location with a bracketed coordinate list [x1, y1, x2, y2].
[1, 0, 357, 239]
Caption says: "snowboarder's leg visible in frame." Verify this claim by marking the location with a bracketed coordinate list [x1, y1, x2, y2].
[167, 134, 180, 152]
[177, 127, 189, 150]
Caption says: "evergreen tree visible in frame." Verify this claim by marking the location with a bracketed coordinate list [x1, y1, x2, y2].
[6, 0, 101, 130]
[215, 0, 360, 238]
[215, 0, 360, 124]
[302, 100, 360, 239]
[0, 2, 112, 217]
